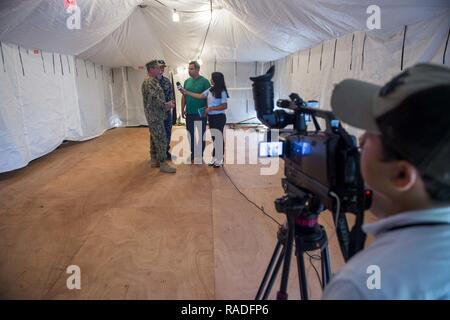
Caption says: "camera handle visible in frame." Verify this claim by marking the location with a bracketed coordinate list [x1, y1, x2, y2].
[255, 195, 331, 300]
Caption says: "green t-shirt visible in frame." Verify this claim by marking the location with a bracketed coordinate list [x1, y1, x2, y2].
[184, 76, 211, 115]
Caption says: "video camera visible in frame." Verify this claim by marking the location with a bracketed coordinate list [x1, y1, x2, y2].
[250, 66, 370, 261]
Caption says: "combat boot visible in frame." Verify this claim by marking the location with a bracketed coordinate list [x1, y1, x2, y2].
[160, 161, 176, 173]
[150, 158, 160, 168]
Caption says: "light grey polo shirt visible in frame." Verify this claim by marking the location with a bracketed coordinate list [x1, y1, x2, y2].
[322, 206, 450, 300]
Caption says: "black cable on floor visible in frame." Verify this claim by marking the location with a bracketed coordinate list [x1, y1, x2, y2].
[305, 252, 323, 289]
[222, 165, 282, 227]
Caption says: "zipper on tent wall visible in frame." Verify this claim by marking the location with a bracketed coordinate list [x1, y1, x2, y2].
[443, 28, 450, 65]
[307, 48, 311, 73]
[0, 42, 5, 72]
[350, 34, 355, 70]
[66, 55, 71, 74]
[59, 54, 64, 76]
[122, 67, 129, 126]
[84, 60, 89, 78]
[52, 53, 56, 74]
[361, 33, 367, 70]
[18, 45, 25, 76]
[333, 39, 338, 69]
[290, 55, 294, 74]
[400, 25, 407, 70]
[234, 61, 237, 88]
[14, 45, 30, 154]
[40, 50, 46, 73]
[319, 43, 324, 71]
[110, 68, 114, 124]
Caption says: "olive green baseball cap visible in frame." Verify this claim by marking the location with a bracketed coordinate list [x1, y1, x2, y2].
[331, 63, 450, 187]
[331, 63, 450, 134]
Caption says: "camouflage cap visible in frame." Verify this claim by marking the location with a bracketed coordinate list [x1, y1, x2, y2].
[145, 60, 162, 70]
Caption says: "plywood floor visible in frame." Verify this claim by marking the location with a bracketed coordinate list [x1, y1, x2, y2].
[0, 127, 374, 299]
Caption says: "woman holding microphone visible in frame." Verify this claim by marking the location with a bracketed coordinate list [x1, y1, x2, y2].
[179, 72, 229, 167]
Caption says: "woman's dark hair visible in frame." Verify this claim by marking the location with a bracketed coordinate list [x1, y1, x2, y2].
[210, 72, 229, 99]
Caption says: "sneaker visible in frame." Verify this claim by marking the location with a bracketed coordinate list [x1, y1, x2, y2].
[160, 161, 176, 173]
[208, 158, 216, 166]
[213, 159, 223, 168]
[150, 158, 160, 168]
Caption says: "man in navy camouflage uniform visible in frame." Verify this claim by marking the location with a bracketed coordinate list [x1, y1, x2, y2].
[156, 60, 175, 160]
[142, 60, 176, 173]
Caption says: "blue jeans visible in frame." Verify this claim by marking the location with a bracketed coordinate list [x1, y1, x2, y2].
[186, 114, 206, 160]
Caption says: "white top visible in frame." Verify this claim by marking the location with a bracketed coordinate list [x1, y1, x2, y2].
[202, 89, 228, 115]
[322, 206, 450, 300]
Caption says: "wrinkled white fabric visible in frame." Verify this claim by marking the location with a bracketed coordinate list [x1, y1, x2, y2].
[0, 1, 449, 172]
[1, 0, 448, 67]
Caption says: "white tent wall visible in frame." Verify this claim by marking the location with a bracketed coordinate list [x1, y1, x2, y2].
[74, 59, 114, 139]
[110, 67, 127, 127]
[272, 10, 450, 137]
[122, 67, 148, 126]
[0, 42, 116, 173]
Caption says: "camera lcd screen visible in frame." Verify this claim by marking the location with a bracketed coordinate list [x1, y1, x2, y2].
[259, 141, 283, 157]
[291, 140, 312, 156]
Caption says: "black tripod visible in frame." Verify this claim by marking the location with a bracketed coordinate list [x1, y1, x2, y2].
[255, 193, 331, 300]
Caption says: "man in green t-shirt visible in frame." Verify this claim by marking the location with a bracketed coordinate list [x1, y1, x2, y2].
[181, 61, 211, 163]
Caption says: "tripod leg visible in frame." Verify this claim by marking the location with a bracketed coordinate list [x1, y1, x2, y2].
[321, 242, 332, 288]
[262, 245, 286, 300]
[255, 240, 283, 300]
[294, 236, 309, 300]
[277, 214, 295, 300]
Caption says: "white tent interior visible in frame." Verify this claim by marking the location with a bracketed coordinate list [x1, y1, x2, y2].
[0, 0, 449, 172]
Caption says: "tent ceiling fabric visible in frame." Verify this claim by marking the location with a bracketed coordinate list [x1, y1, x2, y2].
[0, 0, 449, 68]
[0, 0, 139, 57]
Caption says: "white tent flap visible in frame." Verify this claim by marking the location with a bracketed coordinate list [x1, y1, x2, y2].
[0, 1, 449, 172]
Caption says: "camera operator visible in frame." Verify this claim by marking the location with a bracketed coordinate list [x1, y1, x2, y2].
[322, 63, 450, 299]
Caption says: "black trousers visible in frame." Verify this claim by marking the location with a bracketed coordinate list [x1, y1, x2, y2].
[186, 114, 207, 160]
[208, 113, 226, 161]
[164, 111, 172, 155]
